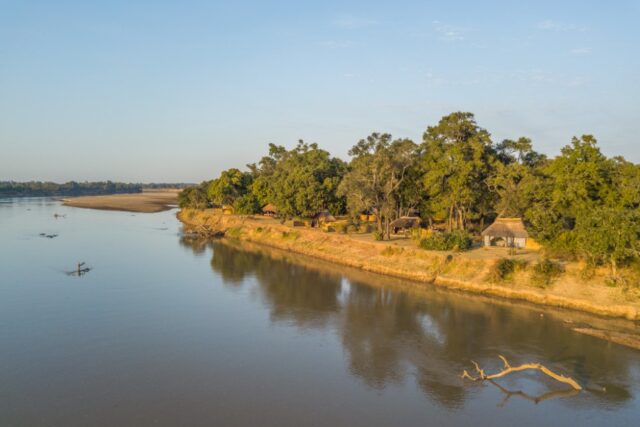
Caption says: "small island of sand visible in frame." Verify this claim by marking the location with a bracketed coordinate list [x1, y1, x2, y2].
[63, 189, 180, 213]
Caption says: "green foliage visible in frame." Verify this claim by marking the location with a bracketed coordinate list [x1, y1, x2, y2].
[0, 181, 143, 197]
[420, 112, 496, 230]
[419, 231, 473, 251]
[187, 112, 640, 280]
[178, 183, 210, 209]
[337, 133, 419, 240]
[249, 141, 346, 219]
[531, 259, 564, 287]
[489, 258, 528, 282]
[207, 168, 253, 207]
[233, 193, 261, 214]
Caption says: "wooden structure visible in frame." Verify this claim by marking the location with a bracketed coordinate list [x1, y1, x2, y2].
[262, 203, 278, 217]
[481, 217, 529, 248]
[389, 216, 421, 234]
[359, 208, 377, 223]
[311, 210, 336, 227]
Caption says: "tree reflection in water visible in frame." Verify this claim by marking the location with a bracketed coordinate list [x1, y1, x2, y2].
[195, 238, 637, 409]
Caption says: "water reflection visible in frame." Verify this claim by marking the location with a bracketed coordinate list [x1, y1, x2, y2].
[186, 237, 638, 410]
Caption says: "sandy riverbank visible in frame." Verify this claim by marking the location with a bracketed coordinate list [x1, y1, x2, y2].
[178, 209, 640, 321]
[63, 189, 179, 213]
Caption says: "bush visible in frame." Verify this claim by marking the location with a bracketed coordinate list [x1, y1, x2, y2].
[381, 246, 404, 257]
[419, 231, 473, 251]
[373, 230, 384, 241]
[281, 231, 300, 240]
[489, 258, 528, 282]
[531, 258, 564, 287]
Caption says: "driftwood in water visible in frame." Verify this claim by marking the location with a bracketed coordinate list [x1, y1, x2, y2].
[67, 262, 92, 276]
[39, 233, 58, 239]
[461, 355, 582, 391]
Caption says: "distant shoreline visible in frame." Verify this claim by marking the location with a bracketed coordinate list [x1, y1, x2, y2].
[63, 189, 179, 213]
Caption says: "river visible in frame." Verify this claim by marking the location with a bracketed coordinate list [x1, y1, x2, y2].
[1, 198, 639, 426]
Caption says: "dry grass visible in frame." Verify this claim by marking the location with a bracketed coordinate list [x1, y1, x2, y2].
[177, 209, 640, 320]
[63, 189, 179, 213]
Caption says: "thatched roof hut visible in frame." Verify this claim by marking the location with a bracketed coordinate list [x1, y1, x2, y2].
[481, 217, 529, 248]
[311, 210, 336, 227]
[262, 203, 278, 216]
[390, 216, 421, 233]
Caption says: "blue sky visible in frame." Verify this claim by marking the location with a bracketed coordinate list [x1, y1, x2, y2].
[1, 0, 639, 182]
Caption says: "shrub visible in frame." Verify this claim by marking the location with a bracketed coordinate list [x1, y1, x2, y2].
[531, 258, 564, 287]
[373, 230, 384, 241]
[281, 231, 300, 240]
[489, 258, 528, 282]
[419, 230, 473, 251]
[381, 246, 404, 257]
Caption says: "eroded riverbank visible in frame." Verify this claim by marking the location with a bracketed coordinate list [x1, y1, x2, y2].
[178, 209, 640, 322]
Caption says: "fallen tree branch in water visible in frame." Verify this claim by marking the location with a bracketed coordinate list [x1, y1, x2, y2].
[461, 355, 582, 391]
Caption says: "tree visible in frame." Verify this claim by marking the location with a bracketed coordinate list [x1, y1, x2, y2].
[178, 183, 210, 209]
[488, 138, 547, 217]
[420, 112, 496, 231]
[574, 207, 640, 278]
[338, 133, 418, 239]
[207, 168, 254, 208]
[249, 141, 346, 219]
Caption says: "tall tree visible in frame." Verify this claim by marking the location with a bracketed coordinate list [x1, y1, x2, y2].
[250, 141, 346, 218]
[207, 168, 254, 207]
[338, 133, 418, 239]
[420, 112, 496, 231]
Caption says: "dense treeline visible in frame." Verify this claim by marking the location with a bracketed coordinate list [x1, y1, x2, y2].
[0, 181, 143, 197]
[180, 112, 640, 278]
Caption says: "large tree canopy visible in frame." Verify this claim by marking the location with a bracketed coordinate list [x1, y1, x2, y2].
[250, 141, 346, 218]
[337, 133, 419, 239]
[178, 112, 640, 278]
[420, 112, 496, 231]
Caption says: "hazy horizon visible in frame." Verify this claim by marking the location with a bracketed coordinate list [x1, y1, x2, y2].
[2, 0, 639, 183]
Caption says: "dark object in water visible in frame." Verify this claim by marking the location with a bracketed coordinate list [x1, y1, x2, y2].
[67, 262, 92, 277]
[53, 213, 66, 219]
[39, 233, 58, 239]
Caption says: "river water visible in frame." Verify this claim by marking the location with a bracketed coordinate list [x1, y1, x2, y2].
[1, 198, 639, 426]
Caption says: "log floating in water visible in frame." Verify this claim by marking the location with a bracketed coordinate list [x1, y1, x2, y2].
[461, 355, 582, 391]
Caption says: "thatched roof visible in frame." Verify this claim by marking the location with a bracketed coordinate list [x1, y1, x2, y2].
[481, 217, 529, 238]
[262, 203, 277, 213]
[313, 210, 336, 222]
[390, 216, 421, 230]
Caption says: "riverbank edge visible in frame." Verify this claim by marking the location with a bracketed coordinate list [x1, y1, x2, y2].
[177, 209, 640, 321]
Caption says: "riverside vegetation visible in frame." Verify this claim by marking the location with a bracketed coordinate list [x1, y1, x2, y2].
[178, 112, 640, 313]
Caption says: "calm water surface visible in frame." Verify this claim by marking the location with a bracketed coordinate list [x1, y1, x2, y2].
[1, 198, 639, 426]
